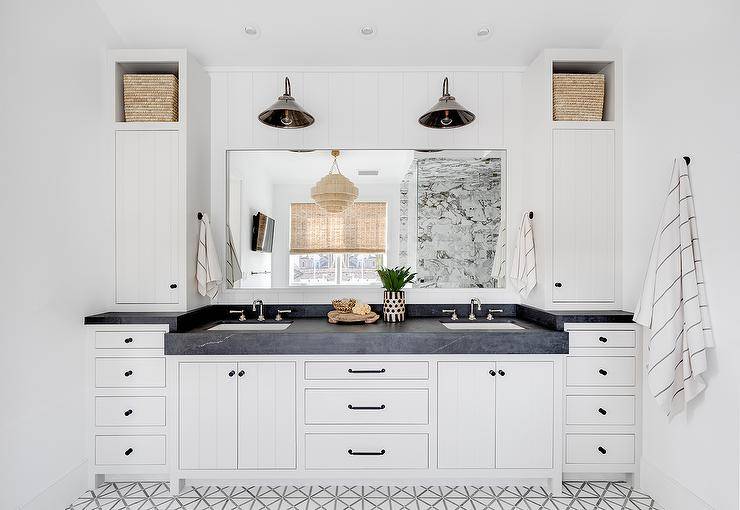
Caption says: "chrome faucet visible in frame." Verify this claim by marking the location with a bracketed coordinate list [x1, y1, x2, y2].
[228, 309, 247, 322]
[469, 298, 481, 320]
[252, 299, 265, 321]
[442, 309, 459, 321]
[275, 309, 292, 321]
[486, 308, 504, 320]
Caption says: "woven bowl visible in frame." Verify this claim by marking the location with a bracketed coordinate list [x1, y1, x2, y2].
[332, 298, 356, 313]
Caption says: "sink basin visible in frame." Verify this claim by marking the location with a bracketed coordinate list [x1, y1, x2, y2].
[208, 322, 292, 331]
[440, 321, 525, 330]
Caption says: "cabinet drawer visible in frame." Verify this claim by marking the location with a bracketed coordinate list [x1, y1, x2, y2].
[568, 330, 635, 348]
[305, 389, 428, 424]
[305, 361, 429, 380]
[566, 395, 635, 425]
[95, 357, 165, 388]
[95, 396, 166, 427]
[566, 434, 635, 464]
[95, 435, 166, 465]
[566, 357, 635, 387]
[95, 331, 164, 349]
[305, 433, 428, 469]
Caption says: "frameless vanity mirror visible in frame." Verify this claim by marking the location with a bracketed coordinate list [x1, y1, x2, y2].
[225, 149, 505, 290]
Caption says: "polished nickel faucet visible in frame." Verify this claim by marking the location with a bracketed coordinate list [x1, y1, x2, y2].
[252, 299, 265, 321]
[469, 297, 481, 320]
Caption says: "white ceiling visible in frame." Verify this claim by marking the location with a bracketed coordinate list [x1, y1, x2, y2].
[95, 0, 622, 67]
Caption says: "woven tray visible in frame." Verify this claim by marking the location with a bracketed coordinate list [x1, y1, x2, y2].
[327, 310, 380, 324]
[123, 74, 179, 122]
[552, 73, 604, 121]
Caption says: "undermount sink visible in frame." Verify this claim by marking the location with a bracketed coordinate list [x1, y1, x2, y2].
[440, 321, 525, 330]
[208, 322, 292, 331]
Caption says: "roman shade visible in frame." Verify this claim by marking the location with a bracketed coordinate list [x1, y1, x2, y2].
[290, 202, 387, 254]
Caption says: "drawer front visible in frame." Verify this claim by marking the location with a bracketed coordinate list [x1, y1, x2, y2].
[95, 435, 166, 465]
[305, 433, 428, 469]
[566, 395, 635, 426]
[95, 396, 166, 427]
[566, 357, 635, 387]
[95, 331, 164, 349]
[305, 389, 428, 424]
[305, 361, 429, 380]
[566, 434, 635, 464]
[569, 330, 635, 348]
[95, 358, 165, 388]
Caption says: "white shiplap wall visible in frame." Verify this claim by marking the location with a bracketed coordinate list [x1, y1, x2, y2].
[209, 67, 525, 304]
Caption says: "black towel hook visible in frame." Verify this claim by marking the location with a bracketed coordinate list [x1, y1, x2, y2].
[528, 211, 534, 219]
[683, 156, 691, 165]
[197, 212, 203, 220]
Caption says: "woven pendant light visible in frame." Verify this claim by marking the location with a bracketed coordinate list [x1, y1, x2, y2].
[311, 150, 359, 213]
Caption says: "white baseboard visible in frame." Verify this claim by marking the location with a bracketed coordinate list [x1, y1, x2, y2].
[640, 458, 713, 510]
[20, 460, 87, 510]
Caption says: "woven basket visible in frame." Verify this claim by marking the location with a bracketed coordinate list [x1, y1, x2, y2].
[552, 73, 604, 121]
[123, 74, 179, 122]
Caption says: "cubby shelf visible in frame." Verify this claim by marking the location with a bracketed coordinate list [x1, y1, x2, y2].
[551, 120, 616, 130]
[113, 121, 181, 131]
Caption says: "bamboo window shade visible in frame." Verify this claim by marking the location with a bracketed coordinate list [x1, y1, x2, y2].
[290, 202, 387, 254]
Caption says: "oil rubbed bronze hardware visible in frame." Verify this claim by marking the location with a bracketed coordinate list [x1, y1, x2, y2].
[348, 368, 386, 374]
[598, 446, 607, 455]
[170, 283, 177, 289]
[124, 370, 133, 377]
[598, 369, 608, 376]
[498, 369, 506, 376]
[554, 282, 563, 288]
[228, 370, 236, 377]
[238, 370, 245, 377]
[599, 336, 608, 343]
[124, 448, 133, 456]
[489, 369, 496, 376]
[348, 449, 386, 456]
[124, 337, 133, 344]
[598, 408, 607, 415]
[348, 404, 386, 410]
[124, 409, 133, 416]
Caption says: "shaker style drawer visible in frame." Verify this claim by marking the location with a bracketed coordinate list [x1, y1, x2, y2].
[305, 361, 429, 380]
[95, 435, 166, 465]
[566, 434, 635, 464]
[95, 331, 164, 349]
[95, 396, 166, 427]
[305, 433, 428, 470]
[566, 357, 635, 387]
[566, 395, 635, 426]
[305, 389, 429, 424]
[95, 358, 165, 388]
[569, 330, 635, 348]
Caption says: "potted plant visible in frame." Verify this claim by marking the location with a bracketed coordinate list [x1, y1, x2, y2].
[377, 266, 416, 322]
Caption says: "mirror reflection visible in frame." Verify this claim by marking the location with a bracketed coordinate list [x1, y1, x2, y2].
[226, 149, 505, 289]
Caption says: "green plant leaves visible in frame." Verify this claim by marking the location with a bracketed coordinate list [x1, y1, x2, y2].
[376, 266, 417, 292]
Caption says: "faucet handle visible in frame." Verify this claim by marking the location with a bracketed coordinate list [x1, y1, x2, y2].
[229, 309, 247, 322]
[275, 309, 292, 321]
[486, 309, 504, 320]
[442, 309, 458, 321]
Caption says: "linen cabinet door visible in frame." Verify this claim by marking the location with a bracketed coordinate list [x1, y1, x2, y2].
[552, 129, 615, 303]
[437, 362, 495, 469]
[179, 363, 238, 469]
[495, 361, 554, 469]
[237, 362, 296, 469]
[115, 130, 179, 304]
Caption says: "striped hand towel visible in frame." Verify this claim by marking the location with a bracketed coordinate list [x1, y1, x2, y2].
[225, 225, 243, 287]
[509, 212, 537, 298]
[196, 213, 222, 299]
[634, 157, 713, 417]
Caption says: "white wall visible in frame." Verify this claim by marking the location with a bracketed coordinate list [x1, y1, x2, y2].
[605, 2, 740, 509]
[0, 1, 120, 508]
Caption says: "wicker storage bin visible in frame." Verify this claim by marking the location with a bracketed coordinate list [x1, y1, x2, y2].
[552, 73, 604, 121]
[123, 74, 178, 122]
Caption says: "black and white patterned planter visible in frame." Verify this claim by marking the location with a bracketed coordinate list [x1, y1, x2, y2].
[383, 291, 406, 322]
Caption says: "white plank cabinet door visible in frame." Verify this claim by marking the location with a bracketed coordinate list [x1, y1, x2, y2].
[437, 362, 495, 469]
[115, 130, 179, 304]
[179, 363, 238, 470]
[495, 361, 554, 469]
[552, 129, 616, 303]
[237, 362, 296, 469]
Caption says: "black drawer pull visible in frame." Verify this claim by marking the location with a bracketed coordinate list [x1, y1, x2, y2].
[228, 370, 236, 377]
[498, 370, 506, 376]
[124, 448, 133, 456]
[124, 370, 133, 377]
[554, 282, 563, 288]
[124, 409, 133, 417]
[489, 369, 496, 376]
[598, 369, 608, 376]
[348, 368, 386, 374]
[238, 370, 245, 377]
[598, 407, 607, 415]
[598, 336, 608, 343]
[170, 283, 178, 289]
[597, 446, 607, 455]
[348, 449, 386, 456]
[124, 337, 133, 344]
[348, 404, 386, 410]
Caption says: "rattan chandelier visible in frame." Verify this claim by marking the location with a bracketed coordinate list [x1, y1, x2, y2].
[310, 150, 359, 213]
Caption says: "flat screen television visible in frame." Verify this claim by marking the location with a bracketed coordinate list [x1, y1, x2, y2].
[251, 212, 275, 252]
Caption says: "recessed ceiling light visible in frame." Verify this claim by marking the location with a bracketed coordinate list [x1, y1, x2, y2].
[359, 25, 376, 38]
[244, 25, 260, 38]
[476, 26, 492, 40]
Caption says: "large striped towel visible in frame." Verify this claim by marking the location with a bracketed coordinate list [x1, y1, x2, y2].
[196, 213, 222, 298]
[634, 157, 713, 417]
[509, 212, 537, 298]
[225, 225, 243, 287]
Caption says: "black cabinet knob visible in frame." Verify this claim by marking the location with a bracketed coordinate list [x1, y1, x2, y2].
[554, 282, 563, 288]
[597, 446, 607, 455]
[489, 369, 496, 376]
[124, 370, 133, 377]
[598, 369, 608, 376]
[124, 409, 133, 416]
[598, 407, 607, 415]
[124, 448, 133, 456]
[598, 336, 608, 343]
[124, 337, 133, 344]
[238, 370, 245, 377]
[228, 370, 236, 377]
[498, 370, 506, 376]
[170, 283, 177, 289]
